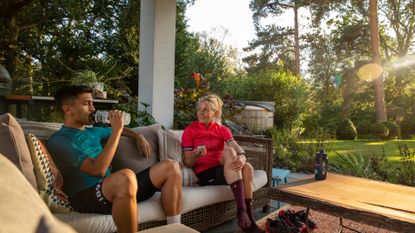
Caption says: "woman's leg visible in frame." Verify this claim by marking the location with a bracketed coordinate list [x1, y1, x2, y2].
[241, 162, 254, 198]
[221, 147, 251, 229]
[242, 163, 263, 232]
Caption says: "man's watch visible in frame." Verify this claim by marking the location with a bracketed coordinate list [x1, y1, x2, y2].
[237, 152, 246, 156]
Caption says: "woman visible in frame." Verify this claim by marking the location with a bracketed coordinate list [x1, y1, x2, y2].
[181, 94, 263, 233]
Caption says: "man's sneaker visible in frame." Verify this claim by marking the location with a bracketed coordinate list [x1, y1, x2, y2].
[292, 210, 318, 230]
[266, 217, 290, 233]
[275, 209, 317, 232]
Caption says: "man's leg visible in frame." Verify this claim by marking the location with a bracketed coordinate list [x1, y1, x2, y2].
[102, 169, 138, 233]
[149, 160, 182, 222]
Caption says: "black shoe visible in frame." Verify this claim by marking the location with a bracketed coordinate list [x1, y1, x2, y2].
[266, 217, 290, 233]
[292, 210, 318, 230]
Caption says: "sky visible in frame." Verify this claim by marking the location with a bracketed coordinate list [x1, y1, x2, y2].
[185, 0, 303, 56]
[185, 0, 256, 53]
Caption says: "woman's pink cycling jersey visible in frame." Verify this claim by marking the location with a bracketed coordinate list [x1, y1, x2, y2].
[182, 121, 234, 174]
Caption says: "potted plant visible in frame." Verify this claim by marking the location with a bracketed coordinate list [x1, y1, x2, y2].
[71, 70, 107, 99]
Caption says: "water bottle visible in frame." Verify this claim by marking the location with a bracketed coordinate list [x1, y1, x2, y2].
[93, 110, 131, 125]
[314, 149, 328, 180]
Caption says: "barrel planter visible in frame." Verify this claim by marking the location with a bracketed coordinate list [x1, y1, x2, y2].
[237, 105, 274, 132]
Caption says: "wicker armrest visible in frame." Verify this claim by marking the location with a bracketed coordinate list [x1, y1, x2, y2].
[234, 135, 272, 188]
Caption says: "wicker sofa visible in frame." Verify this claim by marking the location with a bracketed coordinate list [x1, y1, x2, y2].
[140, 134, 273, 231]
[0, 113, 273, 232]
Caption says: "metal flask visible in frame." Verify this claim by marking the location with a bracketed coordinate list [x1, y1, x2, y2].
[314, 149, 328, 180]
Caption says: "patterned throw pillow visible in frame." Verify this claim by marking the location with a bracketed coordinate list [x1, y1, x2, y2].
[26, 133, 72, 213]
[181, 163, 199, 186]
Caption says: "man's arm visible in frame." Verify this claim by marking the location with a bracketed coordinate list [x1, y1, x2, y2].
[80, 111, 124, 176]
[121, 127, 152, 157]
[80, 127, 123, 177]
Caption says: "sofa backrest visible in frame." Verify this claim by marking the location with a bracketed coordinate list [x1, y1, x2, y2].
[112, 124, 161, 173]
[18, 119, 62, 140]
[7, 114, 198, 195]
[0, 113, 38, 189]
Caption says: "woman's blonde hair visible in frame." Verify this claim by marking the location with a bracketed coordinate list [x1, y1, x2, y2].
[197, 94, 223, 123]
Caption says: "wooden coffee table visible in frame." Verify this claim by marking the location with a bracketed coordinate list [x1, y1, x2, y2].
[268, 172, 415, 232]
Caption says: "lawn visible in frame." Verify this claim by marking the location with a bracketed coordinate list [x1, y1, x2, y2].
[299, 139, 415, 163]
[277, 138, 415, 185]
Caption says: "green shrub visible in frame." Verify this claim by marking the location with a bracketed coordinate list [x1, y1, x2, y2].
[356, 119, 372, 137]
[272, 128, 315, 173]
[335, 118, 357, 140]
[371, 122, 389, 139]
[399, 116, 415, 138]
[219, 69, 310, 130]
[335, 152, 378, 179]
[382, 121, 400, 139]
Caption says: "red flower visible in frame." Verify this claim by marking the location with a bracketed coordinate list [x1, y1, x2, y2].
[192, 72, 201, 86]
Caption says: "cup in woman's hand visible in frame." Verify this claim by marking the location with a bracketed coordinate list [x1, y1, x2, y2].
[197, 145, 206, 157]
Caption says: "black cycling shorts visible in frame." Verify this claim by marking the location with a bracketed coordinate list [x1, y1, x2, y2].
[69, 179, 113, 214]
[69, 167, 159, 214]
[136, 167, 160, 202]
[197, 166, 228, 186]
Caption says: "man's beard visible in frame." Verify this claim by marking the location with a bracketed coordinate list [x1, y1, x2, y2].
[82, 113, 95, 125]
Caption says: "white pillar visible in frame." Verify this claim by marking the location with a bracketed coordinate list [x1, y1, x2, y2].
[139, 0, 176, 128]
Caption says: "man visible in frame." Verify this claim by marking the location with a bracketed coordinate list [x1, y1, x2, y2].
[47, 86, 182, 233]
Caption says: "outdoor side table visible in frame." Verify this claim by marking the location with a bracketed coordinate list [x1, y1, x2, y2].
[271, 168, 290, 186]
[271, 168, 290, 209]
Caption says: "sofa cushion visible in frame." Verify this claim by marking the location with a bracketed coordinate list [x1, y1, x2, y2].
[55, 170, 267, 232]
[112, 124, 161, 173]
[137, 170, 267, 223]
[26, 133, 72, 213]
[0, 153, 76, 233]
[158, 128, 182, 161]
[54, 212, 116, 233]
[180, 170, 268, 215]
[158, 128, 199, 186]
[0, 113, 38, 189]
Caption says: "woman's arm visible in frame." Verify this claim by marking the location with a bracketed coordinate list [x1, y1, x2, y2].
[183, 147, 206, 167]
[226, 140, 247, 171]
[227, 140, 246, 156]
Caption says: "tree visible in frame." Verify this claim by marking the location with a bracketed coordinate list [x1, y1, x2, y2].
[175, 1, 239, 90]
[0, 0, 45, 81]
[0, 0, 143, 96]
[308, 0, 415, 124]
[246, 0, 309, 76]
[369, 0, 387, 122]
